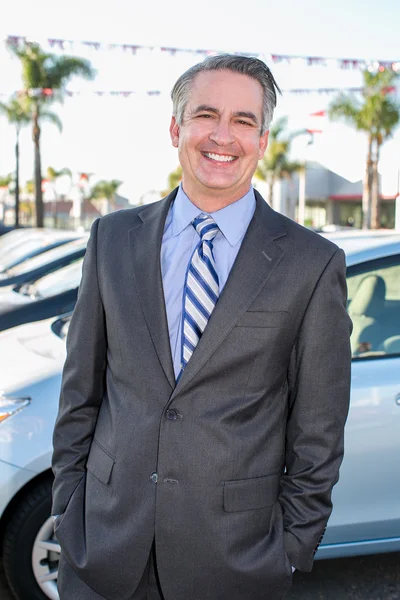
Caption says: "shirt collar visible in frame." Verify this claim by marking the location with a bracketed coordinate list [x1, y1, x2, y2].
[171, 184, 256, 247]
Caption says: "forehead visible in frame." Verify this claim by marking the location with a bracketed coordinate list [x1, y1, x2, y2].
[187, 70, 264, 114]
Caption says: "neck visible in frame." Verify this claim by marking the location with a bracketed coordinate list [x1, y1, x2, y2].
[181, 183, 251, 213]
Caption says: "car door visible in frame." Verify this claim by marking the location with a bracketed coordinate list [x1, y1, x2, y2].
[320, 254, 400, 556]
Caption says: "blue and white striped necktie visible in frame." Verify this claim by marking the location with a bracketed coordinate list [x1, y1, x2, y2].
[179, 214, 220, 377]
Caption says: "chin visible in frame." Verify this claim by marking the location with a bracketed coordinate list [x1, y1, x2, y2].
[200, 176, 240, 190]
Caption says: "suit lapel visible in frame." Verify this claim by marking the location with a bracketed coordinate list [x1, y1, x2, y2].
[129, 191, 177, 390]
[171, 192, 287, 399]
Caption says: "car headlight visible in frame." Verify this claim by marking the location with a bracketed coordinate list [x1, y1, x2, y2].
[0, 394, 31, 423]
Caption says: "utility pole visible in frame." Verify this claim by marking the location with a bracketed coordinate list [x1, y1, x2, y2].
[395, 168, 400, 231]
[295, 131, 315, 226]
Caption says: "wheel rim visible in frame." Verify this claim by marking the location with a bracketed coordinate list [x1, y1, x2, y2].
[31, 516, 60, 600]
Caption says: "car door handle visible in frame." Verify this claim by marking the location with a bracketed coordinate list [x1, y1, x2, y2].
[396, 394, 400, 406]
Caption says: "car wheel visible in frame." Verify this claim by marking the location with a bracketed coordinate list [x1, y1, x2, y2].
[2, 478, 60, 600]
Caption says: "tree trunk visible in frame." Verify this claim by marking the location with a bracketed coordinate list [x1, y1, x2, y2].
[33, 105, 44, 227]
[268, 175, 275, 206]
[371, 141, 381, 229]
[53, 196, 58, 228]
[362, 136, 373, 229]
[15, 128, 20, 228]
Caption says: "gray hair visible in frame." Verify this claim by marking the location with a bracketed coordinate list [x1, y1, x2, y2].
[171, 54, 281, 135]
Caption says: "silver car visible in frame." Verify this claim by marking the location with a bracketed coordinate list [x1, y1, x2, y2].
[0, 234, 399, 600]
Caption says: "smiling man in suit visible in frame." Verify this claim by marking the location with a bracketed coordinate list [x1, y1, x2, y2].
[52, 54, 352, 600]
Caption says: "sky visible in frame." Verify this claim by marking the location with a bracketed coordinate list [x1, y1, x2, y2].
[1, 0, 400, 202]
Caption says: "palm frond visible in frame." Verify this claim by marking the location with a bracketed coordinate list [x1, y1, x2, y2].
[39, 109, 63, 132]
[329, 95, 360, 125]
[0, 97, 31, 125]
[46, 56, 95, 88]
[90, 180, 123, 201]
[269, 116, 288, 141]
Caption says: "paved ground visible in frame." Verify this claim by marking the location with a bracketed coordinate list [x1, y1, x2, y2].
[0, 552, 399, 600]
[287, 552, 400, 600]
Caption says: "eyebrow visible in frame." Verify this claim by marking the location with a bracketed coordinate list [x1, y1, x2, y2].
[192, 105, 259, 125]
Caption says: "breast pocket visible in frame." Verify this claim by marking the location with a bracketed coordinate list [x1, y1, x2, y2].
[235, 311, 289, 328]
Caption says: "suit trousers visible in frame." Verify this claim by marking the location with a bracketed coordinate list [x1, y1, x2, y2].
[57, 543, 165, 600]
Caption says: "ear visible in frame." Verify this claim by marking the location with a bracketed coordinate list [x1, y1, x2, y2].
[258, 130, 269, 159]
[169, 116, 180, 148]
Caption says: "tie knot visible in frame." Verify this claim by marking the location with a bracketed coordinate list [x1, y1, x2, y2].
[192, 214, 219, 243]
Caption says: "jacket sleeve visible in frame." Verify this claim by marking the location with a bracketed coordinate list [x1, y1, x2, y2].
[51, 218, 106, 516]
[279, 247, 352, 571]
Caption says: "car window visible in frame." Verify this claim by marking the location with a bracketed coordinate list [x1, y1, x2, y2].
[19, 259, 83, 300]
[6, 237, 87, 276]
[347, 256, 400, 359]
[0, 229, 38, 254]
[0, 236, 67, 271]
[0, 231, 81, 271]
[0, 239, 49, 270]
[34, 259, 83, 298]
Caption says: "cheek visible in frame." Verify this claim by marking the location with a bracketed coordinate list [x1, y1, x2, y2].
[242, 134, 264, 156]
[185, 122, 213, 144]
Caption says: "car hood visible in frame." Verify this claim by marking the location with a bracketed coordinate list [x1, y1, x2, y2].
[0, 289, 32, 313]
[0, 317, 66, 394]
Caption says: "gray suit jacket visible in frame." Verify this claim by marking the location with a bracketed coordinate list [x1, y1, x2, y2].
[52, 189, 352, 600]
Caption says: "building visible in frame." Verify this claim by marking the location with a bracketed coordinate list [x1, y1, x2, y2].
[261, 162, 397, 229]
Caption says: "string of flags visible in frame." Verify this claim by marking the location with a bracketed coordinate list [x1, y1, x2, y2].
[4, 87, 389, 99]
[5, 34, 400, 73]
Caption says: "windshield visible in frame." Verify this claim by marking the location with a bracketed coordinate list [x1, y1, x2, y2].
[0, 228, 49, 253]
[30, 259, 84, 299]
[324, 234, 400, 258]
[0, 233, 80, 272]
[6, 236, 88, 276]
[0, 230, 46, 262]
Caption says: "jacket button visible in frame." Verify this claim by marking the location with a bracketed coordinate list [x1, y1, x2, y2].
[150, 472, 158, 483]
[166, 409, 177, 420]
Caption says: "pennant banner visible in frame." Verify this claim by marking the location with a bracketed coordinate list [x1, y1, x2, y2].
[0, 87, 368, 99]
[5, 35, 400, 73]
[0, 87, 368, 98]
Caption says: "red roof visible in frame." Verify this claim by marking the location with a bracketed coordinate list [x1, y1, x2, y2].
[329, 194, 397, 201]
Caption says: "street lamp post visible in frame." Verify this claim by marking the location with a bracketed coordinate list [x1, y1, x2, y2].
[298, 166, 306, 226]
[296, 131, 315, 226]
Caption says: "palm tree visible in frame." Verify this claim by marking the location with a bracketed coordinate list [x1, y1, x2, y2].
[329, 69, 399, 229]
[0, 174, 13, 188]
[254, 117, 303, 208]
[8, 41, 95, 227]
[46, 166, 72, 186]
[90, 180, 123, 213]
[162, 165, 183, 195]
[0, 97, 30, 227]
[46, 166, 72, 226]
[24, 179, 35, 195]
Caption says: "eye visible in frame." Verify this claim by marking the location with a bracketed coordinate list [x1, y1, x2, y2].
[235, 119, 253, 126]
[197, 113, 213, 119]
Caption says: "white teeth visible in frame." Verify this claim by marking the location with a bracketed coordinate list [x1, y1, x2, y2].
[204, 152, 236, 162]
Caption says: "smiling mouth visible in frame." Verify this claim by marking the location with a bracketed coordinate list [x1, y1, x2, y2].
[202, 152, 238, 163]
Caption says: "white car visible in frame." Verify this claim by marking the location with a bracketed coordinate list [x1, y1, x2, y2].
[0, 229, 82, 273]
[0, 315, 68, 600]
[0, 234, 400, 600]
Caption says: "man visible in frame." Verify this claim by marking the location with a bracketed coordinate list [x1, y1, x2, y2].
[52, 54, 352, 600]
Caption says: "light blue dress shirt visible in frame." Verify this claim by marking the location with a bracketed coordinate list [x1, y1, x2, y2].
[161, 184, 256, 379]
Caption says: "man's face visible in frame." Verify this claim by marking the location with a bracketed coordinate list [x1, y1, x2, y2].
[170, 69, 269, 206]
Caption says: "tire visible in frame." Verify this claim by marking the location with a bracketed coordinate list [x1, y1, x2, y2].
[2, 478, 60, 600]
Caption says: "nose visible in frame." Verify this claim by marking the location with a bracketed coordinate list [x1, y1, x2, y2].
[208, 119, 234, 146]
